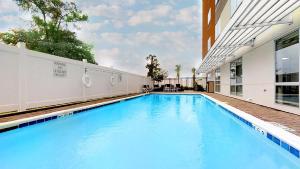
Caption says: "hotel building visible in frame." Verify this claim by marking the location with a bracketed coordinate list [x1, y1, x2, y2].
[199, 0, 300, 115]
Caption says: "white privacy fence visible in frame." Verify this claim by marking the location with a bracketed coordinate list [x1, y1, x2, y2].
[0, 43, 151, 113]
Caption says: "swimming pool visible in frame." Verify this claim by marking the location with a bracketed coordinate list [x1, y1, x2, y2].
[0, 94, 299, 169]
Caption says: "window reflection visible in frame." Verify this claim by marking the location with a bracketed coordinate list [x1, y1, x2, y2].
[230, 58, 243, 96]
[215, 68, 221, 93]
[275, 30, 299, 107]
[276, 86, 299, 107]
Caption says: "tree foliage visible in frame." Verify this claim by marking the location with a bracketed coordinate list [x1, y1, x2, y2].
[145, 54, 168, 83]
[175, 64, 181, 84]
[153, 69, 168, 83]
[0, 0, 96, 64]
[192, 67, 196, 88]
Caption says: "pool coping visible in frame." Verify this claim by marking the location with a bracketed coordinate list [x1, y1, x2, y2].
[152, 92, 300, 159]
[0, 93, 147, 132]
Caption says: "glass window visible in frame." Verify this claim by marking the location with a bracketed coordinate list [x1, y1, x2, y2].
[208, 9, 211, 25]
[215, 19, 221, 38]
[275, 30, 299, 107]
[230, 58, 243, 96]
[236, 85, 243, 96]
[276, 86, 299, 107]
[236, 60, 243, 84]
[207, 73, 213, 81]
[208, 37, 211, 50]
[230, 85, 236, 95]
[215, 68, 221, 92]
[275, 30, 299, 82]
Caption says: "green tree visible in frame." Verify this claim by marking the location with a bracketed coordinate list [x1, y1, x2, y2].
[153, 69, 168, 85]
[192, 67, 197, 89]
[0, 0, 96, 64]
[146, 54, 168, 84]
[175, 64, 181, 84]
[146, 54, 160, 78]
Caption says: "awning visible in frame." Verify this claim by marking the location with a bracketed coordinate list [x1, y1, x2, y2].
[197, 0, 300, 74]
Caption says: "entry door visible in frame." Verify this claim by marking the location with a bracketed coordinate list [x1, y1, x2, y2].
[207, 81, 215, 93]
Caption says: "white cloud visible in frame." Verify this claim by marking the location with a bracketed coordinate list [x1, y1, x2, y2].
[0, 0, 19, 14]
[82, 3, 127, 29]
[79, 2, 203, 76]
[96, 48, 120, 58]
[0, 13, 31, 32]
[94, 0, 148, 7]
[99, 32, 125, 44]
[133, 31, 197, 52]
[134, 32, 163, 45]
[172, 5, 202, 34]
[84, 4, 122, 18]
[77, 22, 104, 32]
[92, 31, 198, 51]
[123, 0, 136, 6]
[111, 20, 124, 28]
[95, 48, 120, 67]
[90, 30, 201, 76]
[0, 15, 20, 23]
[175, 5, 199, 23]
[128, 5, 172, 26]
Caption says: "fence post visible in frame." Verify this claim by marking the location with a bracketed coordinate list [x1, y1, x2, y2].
[17, 42, 27, 112]
[126, 74, 129, 95]
[82, 59, 87, 102]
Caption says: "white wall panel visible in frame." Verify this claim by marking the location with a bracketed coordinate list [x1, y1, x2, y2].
[0, 43, 151, 113]
[220, 62, 230, 96]
[0, 45, 19, 112]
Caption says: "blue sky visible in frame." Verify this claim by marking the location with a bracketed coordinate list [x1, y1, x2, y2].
[0, 0, 202, 77]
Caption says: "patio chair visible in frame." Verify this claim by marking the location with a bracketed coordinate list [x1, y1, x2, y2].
[175, 84, 181, 92]
[147, 85, 154, 92]
[142, 85, 151, 93]
[153, 85, 160, 92]
[170, 84, 176, 92]
[164, 84, 171, 92]
[160, 85, 165, 92]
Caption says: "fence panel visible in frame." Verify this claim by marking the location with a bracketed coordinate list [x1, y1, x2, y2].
[0, 43, 151, 113]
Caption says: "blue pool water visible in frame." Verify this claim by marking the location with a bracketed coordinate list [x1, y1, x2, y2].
[0, 94, 299, 169]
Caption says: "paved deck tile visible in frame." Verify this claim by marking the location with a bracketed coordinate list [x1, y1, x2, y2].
[203, 92, 300, 136]
[0, 94, 138, 123]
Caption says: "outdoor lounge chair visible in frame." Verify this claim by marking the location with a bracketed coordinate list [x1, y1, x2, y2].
[160, 85, 165, 92]
[153, 85, 161, 92]
[170, 84, 176, 92]
[147, 85, 153, 92]
[164, 84, 171, 92]
[175, 84, 181, 92]
[142, 85, 152, 93]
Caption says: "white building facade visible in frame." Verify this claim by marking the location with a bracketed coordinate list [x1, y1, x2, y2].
[199, 0, 300, 115]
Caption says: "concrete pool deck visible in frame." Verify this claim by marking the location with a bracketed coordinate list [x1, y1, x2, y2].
[0, 94, 139, 123]
[202, 92, 300, 136]
[1, 91, 300, 137]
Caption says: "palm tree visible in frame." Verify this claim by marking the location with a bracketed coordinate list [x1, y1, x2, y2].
[175, 65, 181, 84]
[192, 67, 196, 89]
